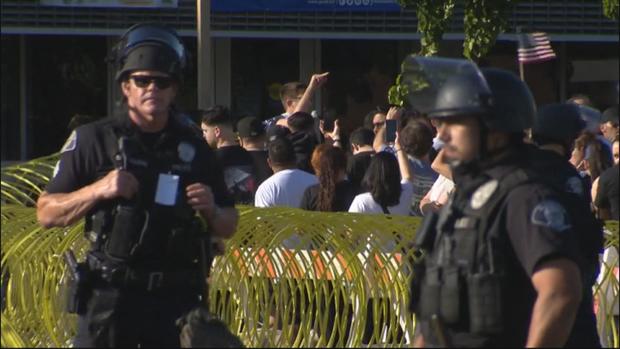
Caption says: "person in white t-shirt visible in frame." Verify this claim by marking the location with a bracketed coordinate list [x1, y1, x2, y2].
[254, 137, 318, 208]
[349, 130, 413, 215]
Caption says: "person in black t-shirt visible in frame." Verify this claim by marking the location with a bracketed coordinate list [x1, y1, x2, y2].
[201, 106, 258, 204]
[237, 116, 273, 186]
[301, 144, 356, 212]
[347, 127, 375, 194]
[286, 111, 318, 174]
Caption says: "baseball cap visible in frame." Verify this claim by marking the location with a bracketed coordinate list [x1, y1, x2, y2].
[237, 116, 265, 138]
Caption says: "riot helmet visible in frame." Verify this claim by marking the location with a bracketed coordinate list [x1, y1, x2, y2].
[401, 56, 492, 118]
[401, 57, 535, 133]
[532, 103, 586, 145]
[480, 68, 536, 132]
[112, 23, 187, 82]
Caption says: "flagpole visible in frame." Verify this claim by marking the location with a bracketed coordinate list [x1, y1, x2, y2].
[516, 26, 525, 81]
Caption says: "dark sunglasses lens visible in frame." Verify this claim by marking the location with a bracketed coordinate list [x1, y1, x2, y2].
[131, 76, 173, 89]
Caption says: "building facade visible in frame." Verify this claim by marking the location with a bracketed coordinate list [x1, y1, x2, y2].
[1, 0, 618, 161]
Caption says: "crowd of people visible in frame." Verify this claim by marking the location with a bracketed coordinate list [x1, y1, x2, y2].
[197, 76, 619, 223]
[34, 22, 618, 347]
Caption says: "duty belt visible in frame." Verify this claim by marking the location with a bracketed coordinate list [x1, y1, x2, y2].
[87, 254, 201, 292]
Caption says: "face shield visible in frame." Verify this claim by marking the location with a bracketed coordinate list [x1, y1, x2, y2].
[400, 56, 492, 118]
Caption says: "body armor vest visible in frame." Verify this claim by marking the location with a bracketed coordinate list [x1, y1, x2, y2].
[84, 115, 207, 267]
[413, 166, 534, 335]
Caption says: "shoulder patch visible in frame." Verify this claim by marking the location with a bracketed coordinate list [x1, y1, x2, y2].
[60, 131, 77, 153]
[565, 176, 584, 196]
[531, 199, 572, 232]
[470, 179, 499, 209]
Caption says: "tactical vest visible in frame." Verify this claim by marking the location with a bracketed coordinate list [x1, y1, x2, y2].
[412, 167, 535, 336]
[84, 115, 207, 267]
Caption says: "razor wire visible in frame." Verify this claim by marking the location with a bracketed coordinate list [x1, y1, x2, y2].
[1, 155, 619, 348]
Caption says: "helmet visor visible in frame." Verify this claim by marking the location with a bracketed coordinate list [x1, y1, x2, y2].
[401, 56, 490, 116]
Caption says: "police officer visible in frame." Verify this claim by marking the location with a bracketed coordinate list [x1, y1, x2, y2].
[36, 23, 238, 347]
[529, 103, 592, 200]
[529, 102, 604, 343]
[403, 57, 600, 347]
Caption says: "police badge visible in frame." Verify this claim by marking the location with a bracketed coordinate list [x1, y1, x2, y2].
[178, 142, 196, 163]
[470, 179, 499, 209]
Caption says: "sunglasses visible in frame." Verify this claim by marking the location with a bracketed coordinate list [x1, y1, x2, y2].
[130, 75, 174, 89]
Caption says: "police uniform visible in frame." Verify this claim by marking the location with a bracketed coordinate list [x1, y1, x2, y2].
[412, 150, 600, 347]
[47, 109, 233, 347]
[401, 58, 600, 347]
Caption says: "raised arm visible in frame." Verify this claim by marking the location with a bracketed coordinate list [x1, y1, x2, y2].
[294, 72, 329, 114]
[394, 131, 412, 182]
[431, 148, 452, 180]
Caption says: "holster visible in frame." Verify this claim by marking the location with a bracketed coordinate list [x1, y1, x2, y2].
[64, 250, 92, 315]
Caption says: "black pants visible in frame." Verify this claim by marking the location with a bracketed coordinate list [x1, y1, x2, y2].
[73, 286, 201, 348]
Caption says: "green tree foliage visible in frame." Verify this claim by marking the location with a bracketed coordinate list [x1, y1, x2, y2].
[603, 0, 619, 19]
[390, 0, 516, 105]
[398, 0, 456, 57]
[463, 0, 517, 60]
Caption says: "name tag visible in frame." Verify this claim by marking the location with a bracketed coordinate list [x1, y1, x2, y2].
[155, 173, 179, 206]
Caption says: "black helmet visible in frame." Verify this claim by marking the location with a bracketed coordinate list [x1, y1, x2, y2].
[480, 68, 536, 132]
[401, 57, 535, 133]
[401, 56, 492, 118]
[112, 23, 187, 82]
[533, 103, 586, 143]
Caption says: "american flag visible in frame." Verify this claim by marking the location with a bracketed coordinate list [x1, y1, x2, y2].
[518, 32, 556, 64]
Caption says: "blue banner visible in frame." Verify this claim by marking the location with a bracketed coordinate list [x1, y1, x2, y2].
[212, 0, 401, 12]
[40, 0, 177, 8]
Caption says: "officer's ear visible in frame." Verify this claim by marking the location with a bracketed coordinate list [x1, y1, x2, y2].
[121, 79, 131, 98]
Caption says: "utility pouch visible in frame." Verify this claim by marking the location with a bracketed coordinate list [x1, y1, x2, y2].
[87, 287, 121, 348]
[414, 211, 439, 251]
[467, 272, 503, 334]
[104, 205, 146, 261]
[418, 266, 441, 320]
[166, 227, 198, 265]
[440, 265, 461, 324]
[63, 250, 91, 315]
